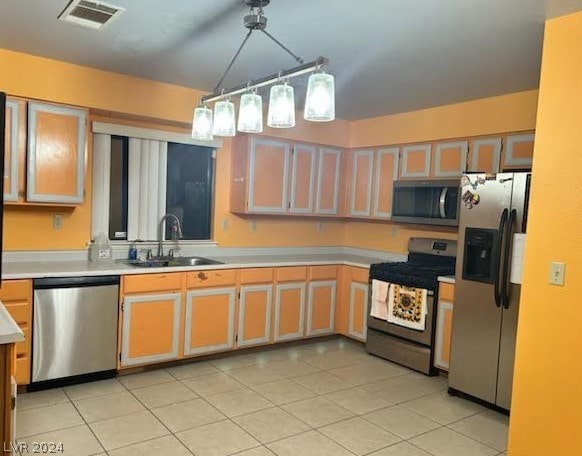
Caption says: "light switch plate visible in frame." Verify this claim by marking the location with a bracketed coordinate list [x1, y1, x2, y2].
[250, 220, 257, 232]
[549, 262, 566, 286]
[53, 214, 63, 230]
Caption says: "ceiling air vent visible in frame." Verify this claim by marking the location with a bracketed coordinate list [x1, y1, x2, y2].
[58, 0, 125, 30]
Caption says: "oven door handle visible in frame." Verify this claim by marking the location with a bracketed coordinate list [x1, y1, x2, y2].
[494, 208, 509, 308]
[439, 188, 448, 218]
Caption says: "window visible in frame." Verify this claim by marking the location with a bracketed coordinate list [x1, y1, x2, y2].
[165, 143, 214, 240]
[106, 137, 215, 241]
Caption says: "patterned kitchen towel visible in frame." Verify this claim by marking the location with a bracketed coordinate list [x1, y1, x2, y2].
[387, 284, 428, 330]
[371, 279, 389, 320]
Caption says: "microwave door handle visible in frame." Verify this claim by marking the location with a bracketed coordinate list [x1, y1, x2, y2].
[494, 208, 509, 308]
[439, 188, 448, 218]
[502, 209, 517, 309]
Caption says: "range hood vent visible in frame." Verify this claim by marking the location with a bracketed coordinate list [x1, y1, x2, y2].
[58, 0, 125, 30]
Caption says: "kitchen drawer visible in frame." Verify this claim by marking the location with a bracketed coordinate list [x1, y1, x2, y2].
[3, 301, 31, 325]
[350, 267, 369, 284]
[15, 355, 30, 385]
[123, 273, 183, 294]
[309, 265, 338, 281]
[240, 268, 274, 284]
[0, 280, 31, 302]
[187, 269, 238, 289]
[276, 267, 308, 283]
[439, 282, 455, 302]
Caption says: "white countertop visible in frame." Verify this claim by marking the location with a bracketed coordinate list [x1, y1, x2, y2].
[438, 275, 456, 284]
[0, 302, 24, 344]
[2, 253, 390, 280]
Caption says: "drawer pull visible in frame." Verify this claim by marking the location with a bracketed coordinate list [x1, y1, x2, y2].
[198, 272, 208, 280]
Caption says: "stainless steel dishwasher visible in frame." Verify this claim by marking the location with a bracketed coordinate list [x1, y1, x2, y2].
[32, 276, 120, 387]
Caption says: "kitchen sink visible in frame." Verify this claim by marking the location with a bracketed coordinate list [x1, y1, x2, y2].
[119, 256, 224, 268]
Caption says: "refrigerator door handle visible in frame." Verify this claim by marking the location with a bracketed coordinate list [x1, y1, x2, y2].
[494, 208, 509, 308]
[439, 188, 448, 218]
[502, 209, 517, 309]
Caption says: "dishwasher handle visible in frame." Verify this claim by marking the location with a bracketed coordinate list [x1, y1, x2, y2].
[34, 275, 120, 289]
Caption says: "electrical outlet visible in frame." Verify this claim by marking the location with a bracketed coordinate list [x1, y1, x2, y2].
[316, 221, 323, 231]
[221, 218, 229, 231]
[391, 225, 399, 237]
[250, 220, 257, 232]
[549, 262, 566, 286]
[53, 214, 63, 230]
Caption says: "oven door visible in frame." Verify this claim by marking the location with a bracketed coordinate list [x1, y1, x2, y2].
[367, 286, 435, 347]
[391, 180, 460, 226]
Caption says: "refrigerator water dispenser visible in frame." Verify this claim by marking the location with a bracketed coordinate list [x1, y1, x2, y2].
[462, 228, 498, 283]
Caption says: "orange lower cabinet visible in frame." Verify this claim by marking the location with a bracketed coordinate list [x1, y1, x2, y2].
[120, 292, 182, 367]
[307, 281, 336, 336]
[184, 288, 236, 356]
[349, 282, 368, 341]
[238, 285, 273, 347]
[434, 285, 454, 371]
[274, 283, 306, 342]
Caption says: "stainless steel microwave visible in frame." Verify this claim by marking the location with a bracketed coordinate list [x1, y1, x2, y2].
[391, 179, 460, 226]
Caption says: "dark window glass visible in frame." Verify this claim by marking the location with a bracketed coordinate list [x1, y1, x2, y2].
[165, 143, 214, 240]
[109, 136, 129, 240]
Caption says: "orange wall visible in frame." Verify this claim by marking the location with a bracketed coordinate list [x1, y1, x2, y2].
[0, 49, 347, 250]
[508, 11, 582, 455]
[0, 49, 538, 252]
[350, 90, 539, 148]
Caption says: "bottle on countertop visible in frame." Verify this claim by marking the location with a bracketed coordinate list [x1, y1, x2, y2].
[128, 242, 138, 261]
[89, 233, 112, 262]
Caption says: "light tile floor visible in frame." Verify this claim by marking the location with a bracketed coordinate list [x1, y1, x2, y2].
[14, 338, 509, 456]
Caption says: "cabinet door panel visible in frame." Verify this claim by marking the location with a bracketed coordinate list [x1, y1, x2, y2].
[27, 102, 86, 203]
[307, 280, 336, 336]
[373, 148, 399, 218]
[185, 288, 235, 356]
[349, 282, 368, 341]
[469, 138, 501, 174]
[503, 133, 534, 169]
[248, 137, 290, 213]
[401, 144, 431, 178]
[434, 301, 454, 370]
[275, 283, 306, 341]
[290, 144, 316, 213]
[238, 285, 272, 347]
[121, 292, 181, 366]
[433, 141, 468, 177]
[315, 148, 341, 214]
[4, 99, 23, 202]
[349, 149, 374, 217]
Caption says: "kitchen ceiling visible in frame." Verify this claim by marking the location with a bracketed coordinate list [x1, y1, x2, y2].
[0, 0, 581, 120]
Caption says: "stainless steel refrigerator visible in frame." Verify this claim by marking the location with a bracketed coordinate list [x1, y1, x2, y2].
[449, 172, 530, 411]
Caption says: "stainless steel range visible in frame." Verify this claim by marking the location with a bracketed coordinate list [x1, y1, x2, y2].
[366, 238, 457, 375]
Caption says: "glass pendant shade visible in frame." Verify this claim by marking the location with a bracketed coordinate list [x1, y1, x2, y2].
[191, 106, 213, 140]
[304, 73, 335, 122]
[268, 83, 295, 128]
[238, 93, 263, 133]
[212, 100, 236, 137]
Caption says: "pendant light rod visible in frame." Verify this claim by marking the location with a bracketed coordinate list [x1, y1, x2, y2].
[202, 56, 328, 104]
[260, 29, 304, 64]
[214, 29, 254, 93]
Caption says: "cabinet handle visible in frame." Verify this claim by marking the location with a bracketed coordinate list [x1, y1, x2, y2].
[198, 272, 207, 280]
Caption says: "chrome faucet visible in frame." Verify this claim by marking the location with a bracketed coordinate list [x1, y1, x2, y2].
[158, 214, 183, 257]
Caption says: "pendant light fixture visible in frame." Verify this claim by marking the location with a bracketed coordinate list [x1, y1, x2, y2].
[212, 99, 236, 137]
[194, 0, 335, 139]
[191, 105, 214, 140]
[238, 90, 263, 133]
[268, 81, 295, 128]
[304, 72, 335, 122]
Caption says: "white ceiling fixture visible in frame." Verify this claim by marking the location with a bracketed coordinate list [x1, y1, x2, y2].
[192, 0, 335, 140]
[58, 0, 125, 31]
